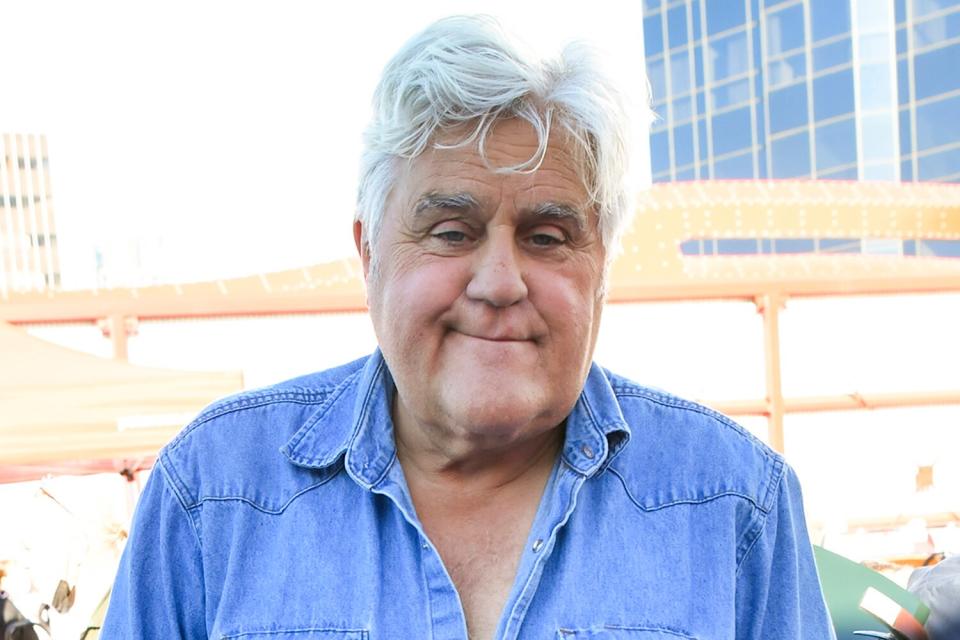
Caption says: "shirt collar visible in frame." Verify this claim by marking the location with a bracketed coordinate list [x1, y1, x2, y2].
[560, 363, 632, 476]
[281, 349, 394, 487]
[282, 350, 632, 484]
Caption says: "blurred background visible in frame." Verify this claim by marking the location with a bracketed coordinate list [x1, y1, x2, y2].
[1, 0, 958, 637]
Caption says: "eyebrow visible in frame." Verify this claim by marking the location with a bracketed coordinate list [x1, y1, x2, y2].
[412, 192, 587, 231]
[530, 202, 587, 231]
[413, 192, 481, 215]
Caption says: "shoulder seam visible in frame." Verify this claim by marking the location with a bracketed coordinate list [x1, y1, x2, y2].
[156, 455, 205, 546]
[165, 387, 339, 455]
[735, 459, 786, 575]
[612, 383, 780, 489]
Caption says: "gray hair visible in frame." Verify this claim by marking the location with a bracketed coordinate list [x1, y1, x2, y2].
[356, 15, 641, 265]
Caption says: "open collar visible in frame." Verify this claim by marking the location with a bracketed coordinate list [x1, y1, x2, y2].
[281, 350, 632, 484]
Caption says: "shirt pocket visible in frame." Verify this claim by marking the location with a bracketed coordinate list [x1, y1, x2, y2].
[558, 625, 698, 639]
[220, 629, 368, 639]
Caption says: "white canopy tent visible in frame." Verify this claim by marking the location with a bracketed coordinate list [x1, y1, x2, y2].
[0, 321, 243, 483]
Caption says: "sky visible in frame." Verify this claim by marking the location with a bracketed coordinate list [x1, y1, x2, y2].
[4, 0, 649, 288]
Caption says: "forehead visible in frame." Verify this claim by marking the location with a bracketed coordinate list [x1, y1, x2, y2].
[395, 119, 590, 210]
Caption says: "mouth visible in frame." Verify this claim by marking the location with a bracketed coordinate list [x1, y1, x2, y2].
[455, 330, 535, 344]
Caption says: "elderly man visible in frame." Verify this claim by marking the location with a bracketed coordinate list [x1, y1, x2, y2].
[102, 16, 834, 640]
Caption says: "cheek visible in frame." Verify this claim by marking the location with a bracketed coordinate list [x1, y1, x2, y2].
[535, 265, 602, 321]
[376, 258, 469, 331]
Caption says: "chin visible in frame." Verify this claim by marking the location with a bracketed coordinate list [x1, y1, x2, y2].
[444, 391, 557, 441]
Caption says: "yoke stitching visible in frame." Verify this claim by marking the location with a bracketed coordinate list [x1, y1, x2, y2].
[220, 627, 368, 639]
[607, 466, 764, 513]
[186, 468, 342, 513]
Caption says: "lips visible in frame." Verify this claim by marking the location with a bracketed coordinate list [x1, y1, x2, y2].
[456, 330, 532, 343]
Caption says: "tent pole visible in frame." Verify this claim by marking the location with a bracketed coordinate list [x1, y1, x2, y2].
[99, 314, 136, 361]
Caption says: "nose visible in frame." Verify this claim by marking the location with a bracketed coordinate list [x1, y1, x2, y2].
[465, 230, 528, 307]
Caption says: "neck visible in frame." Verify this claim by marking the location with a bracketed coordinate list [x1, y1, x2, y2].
[392, 396, 564, 495]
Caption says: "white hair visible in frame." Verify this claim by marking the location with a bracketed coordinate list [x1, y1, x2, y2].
[356, 15, 643, 266]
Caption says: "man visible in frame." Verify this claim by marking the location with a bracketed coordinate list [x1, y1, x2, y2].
[102, 16, 835, 639]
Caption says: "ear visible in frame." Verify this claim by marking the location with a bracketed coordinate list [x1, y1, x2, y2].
[353, 219, 371, 280]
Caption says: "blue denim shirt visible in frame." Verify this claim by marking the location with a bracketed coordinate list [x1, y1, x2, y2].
[102, 350, 835, 639]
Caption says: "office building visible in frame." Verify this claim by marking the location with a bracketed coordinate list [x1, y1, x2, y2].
[0, 134, 61, 294]
[643, 0, 960, 184]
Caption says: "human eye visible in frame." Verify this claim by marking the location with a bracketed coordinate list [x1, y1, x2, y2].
[428, 221, 474, 247]
[434, 229, 468, 243]
[526, 226, 567, 248]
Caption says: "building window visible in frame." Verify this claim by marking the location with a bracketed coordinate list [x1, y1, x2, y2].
[912, 10, 960, 47]
[768, 52, 806, 88]
[813, 68, 855, 121]
[912, 0, 960, 21]
[698, 119, 709, 163]
[918, 239, 960, 257]
[713, 150, 755, 178]
[671, 50, 692, 95]
[813, 38, 853, 72]
[769, 82, 809, 133]
[819, 165, 859, 179]
[712, 106, 753, 156]
[820, 238, 862, 253]
[645, 14, 664, 57]
[861, 113, 898, 161]
[914, 42, 960, 101]
[771, 131, 812, 177]
[775, 239, 816, 253]
[811, 0, 852, 42]
[897, 58, 911, 106]
[815, 118, 857, 172]
[917, 94, 960, 150]
[711, 77, 752, 110]
[862, 162, 898, 180]
[673, 95, 694, 123]
[681, 237, 960, 257]
[674, 123, 695, 167]
[918, 144, 960, 180]
[709, 30, 750, 82]
[668, 5, 689, 49]
[650, 131, 671, 175]
[860, 63, 896, 111]
[901, 159, 914, 181]
[706, 0, 746, 36]
[765, 3, 806, 56]
[648, 58, 666, 103]
[899, 108, 913, 156]
[718, 238, 761, 254]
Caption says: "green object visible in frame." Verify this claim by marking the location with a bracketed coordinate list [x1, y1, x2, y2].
[814, 545, 930, 639]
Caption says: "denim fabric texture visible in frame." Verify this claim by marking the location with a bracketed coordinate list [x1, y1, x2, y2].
[101, 350, 835, 639]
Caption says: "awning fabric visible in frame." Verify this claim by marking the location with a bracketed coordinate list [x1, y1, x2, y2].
[0, 321, 243, 482]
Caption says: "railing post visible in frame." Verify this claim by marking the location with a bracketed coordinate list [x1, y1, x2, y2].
[756, 294, 786, 453]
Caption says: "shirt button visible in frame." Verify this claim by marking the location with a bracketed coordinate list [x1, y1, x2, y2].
[580, 443, 595, 459]
[532, 538, 544, 553]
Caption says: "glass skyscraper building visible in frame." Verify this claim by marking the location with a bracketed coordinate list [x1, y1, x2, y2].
[644, 0, 960, 184]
